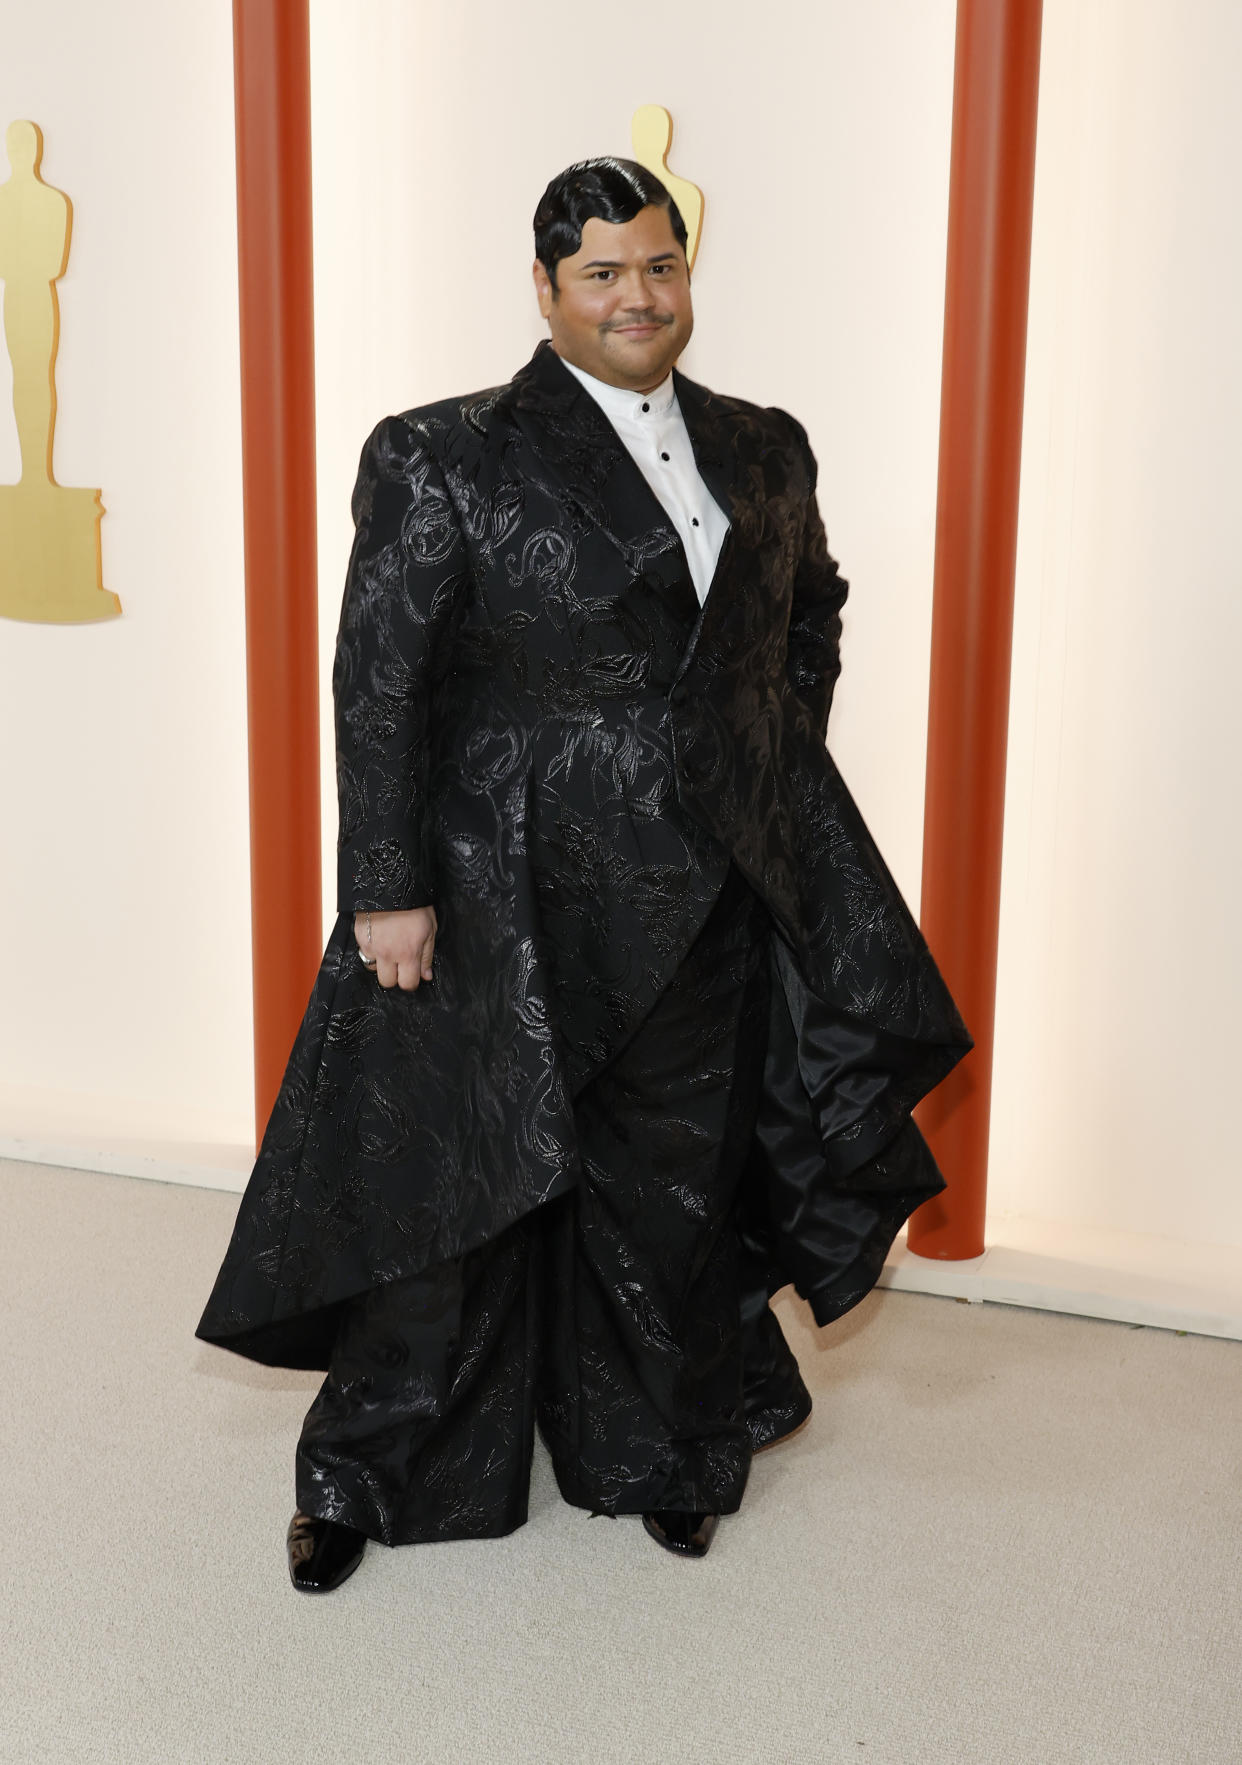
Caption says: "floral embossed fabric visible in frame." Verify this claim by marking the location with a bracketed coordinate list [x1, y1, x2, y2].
[196, 342, 971, 1373]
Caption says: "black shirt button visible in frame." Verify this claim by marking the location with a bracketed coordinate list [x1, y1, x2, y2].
[661, 452, 670, 461]
[641, 402, 650, 412]
[691, 517, 700, 527]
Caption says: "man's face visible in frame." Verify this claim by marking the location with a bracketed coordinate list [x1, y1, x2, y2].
[533, 205, 693, 393]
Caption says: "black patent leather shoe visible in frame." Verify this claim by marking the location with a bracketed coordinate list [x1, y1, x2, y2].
[286, 1509, 367, 1593]
[642, 1510, 719, 1558]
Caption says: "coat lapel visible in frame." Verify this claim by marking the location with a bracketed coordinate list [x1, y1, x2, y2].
[669, 368, 764, 665]
[500, 343, 765, 657]
[501, 341, 684, 581]
[670, 368, 739, 532]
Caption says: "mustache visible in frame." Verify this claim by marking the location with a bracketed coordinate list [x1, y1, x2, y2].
[602, 312, 675, 331]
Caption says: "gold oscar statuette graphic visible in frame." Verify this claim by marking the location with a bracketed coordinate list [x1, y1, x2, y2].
[630, 105, 704, 272]
[0, 120, 119, 623]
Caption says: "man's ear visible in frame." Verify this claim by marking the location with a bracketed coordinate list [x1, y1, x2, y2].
[532, 258, 556, 320]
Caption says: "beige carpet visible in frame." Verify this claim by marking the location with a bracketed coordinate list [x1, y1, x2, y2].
[3, 1156, 1239, 1765]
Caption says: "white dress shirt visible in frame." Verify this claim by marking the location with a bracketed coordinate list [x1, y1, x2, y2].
[560, 355, 731, 605]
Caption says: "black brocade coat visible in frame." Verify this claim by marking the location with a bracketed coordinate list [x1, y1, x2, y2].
[197, 341, 971, 1370]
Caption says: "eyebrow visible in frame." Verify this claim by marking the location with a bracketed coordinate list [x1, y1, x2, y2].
[578, 252, 678, 269]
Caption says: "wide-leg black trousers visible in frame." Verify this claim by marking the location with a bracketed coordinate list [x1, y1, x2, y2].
[294, 864, 812, 1547]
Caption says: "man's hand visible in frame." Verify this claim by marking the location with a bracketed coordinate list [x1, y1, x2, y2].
[354, 906, 437, 990]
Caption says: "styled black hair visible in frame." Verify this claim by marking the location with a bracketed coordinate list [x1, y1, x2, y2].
[533, 157, 688, 290]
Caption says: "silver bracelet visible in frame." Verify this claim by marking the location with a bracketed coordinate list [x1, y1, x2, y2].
[358, 909, 377, 969]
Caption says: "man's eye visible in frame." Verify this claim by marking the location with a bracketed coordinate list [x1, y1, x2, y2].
[593, 270, 616, 282]
[649, 264, 671, 275]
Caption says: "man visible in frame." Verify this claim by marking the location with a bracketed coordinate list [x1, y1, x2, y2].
[197, 159, 969, 1592]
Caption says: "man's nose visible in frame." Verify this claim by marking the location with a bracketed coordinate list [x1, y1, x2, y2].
[618, 270, 656, 308]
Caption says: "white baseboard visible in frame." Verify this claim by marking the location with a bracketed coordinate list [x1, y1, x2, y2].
[882, 1215, 1242, 1341]
[0, 1134, 252, 1192]
[0, 1082, 254, 1193]
[4, 1132, 1239, 1342]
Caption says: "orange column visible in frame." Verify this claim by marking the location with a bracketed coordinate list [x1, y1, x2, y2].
[232, 0, 322, 1145]
[909, 0, 1044, 1259]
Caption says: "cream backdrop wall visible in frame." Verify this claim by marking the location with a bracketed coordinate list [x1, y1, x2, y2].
[988, 0, 1242, 1256]
[4, 2, 1237, 1329]
[0, 3, 254, 1176]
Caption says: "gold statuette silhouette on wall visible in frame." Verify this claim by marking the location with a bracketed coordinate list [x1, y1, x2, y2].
[630, 105, 704, 272]
[0, 120, 119, 623]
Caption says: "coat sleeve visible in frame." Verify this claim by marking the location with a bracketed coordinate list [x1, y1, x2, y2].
[333, 414, 469, 914]
[776, 411, 849, 741]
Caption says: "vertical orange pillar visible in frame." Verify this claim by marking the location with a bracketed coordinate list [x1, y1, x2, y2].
[232, 0, 322, 1145]
[909, 0, 1044, 1259]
